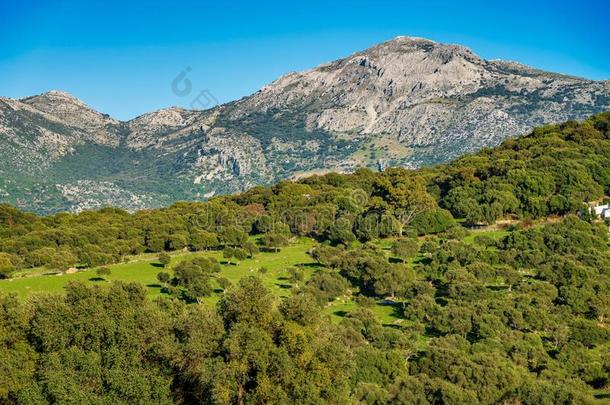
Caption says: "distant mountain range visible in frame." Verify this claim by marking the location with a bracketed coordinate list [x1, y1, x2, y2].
[1, 36, 609, 213]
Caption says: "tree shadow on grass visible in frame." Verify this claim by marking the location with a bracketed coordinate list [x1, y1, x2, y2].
[151, 263, 164, 268]
[423, 326, 441, 338]
[376, 301, 404, 321]
[275, 283, 292, 289]
[595, 393, 610, 400]
[146, 283, 162, 288]
[89, 277, 106, 282]
[389, 304, 405, 316]
[415, 257, 432, 265]
[259, 247, 281, 253]
[333, 310, 349, 318]
[300, 262, 322, 268]
[487, 285, 509, 291]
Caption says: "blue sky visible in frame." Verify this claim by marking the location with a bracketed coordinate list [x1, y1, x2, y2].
[1, 0, 608, 120]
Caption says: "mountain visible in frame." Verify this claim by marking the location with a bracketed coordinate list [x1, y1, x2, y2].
[1, 36, 609, 213]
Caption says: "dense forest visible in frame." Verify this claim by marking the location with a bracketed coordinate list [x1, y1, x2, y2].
[0, 112, 610, 403]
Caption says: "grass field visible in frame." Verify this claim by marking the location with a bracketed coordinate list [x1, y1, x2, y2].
[0, 236, 414, 323]
[462, 229, 510, 244]
[0, 237, 316, 299]
[0, 235, 423, 326]
[0, 228, 514, 326]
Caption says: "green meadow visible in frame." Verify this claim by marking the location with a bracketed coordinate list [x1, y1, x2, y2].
[0, 238, 314, 298]
[0, 236, 410, 324]
[0, 229, 512, 325]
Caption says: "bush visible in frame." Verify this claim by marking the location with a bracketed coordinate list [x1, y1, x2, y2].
[440, 225, 470, 240]
[391, 238, 419, 261]
[473, 235, 497, 248]
[410, 208, 454, 235]
[96, 267, 111, 279]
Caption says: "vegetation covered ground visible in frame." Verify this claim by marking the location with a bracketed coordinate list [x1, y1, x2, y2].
[0, 112, 609, 403]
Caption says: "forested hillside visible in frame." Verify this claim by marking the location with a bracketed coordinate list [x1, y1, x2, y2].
[0, 112, 609, 403]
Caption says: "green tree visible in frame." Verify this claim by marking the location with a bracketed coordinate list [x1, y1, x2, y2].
[374, 264, 415, 298]
[287, 267, 304, 287]
[261, 233, 289, 252]
[223, 247, 248, 265]
[217, 276, 274, 328]
[190, 230, 219, 251]
[217, 277, 232, 292]
[223, 247, 236, 265]
[158, 253, 171, 268]
[96, 267, 111, 280]
[242, 240, 258, 258]
[157, 271, 170, 288]
[0, 253, 19, 279]
[279, 293, 320, 325]
[219, 226, 248, 247]
[391, 238, 419, 262]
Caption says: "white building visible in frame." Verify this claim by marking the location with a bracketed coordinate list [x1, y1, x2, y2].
[591, 204, 610, 219]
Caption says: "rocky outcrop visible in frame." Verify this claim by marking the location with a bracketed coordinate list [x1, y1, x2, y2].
[126, 107, 207, 150]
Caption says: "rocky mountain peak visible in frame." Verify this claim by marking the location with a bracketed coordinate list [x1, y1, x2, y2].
[30, 89, 85, 103]
[15, 90, 123, 148]
[129, 106, 197, 125]
[22, 89, 119, 124]
[357, 36, 480, 65]
[21, 90, 100, 117]
[225, 37, 491, 136]
[125, 107, 208, 150]
[227, 36, 608, 150]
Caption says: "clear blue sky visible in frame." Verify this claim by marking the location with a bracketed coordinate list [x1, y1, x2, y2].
[1, 0, 608, 120]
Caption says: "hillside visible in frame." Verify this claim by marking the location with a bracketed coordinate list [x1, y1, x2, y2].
[2, 110, 609, 274]
[1, 37, 609, 213]
[1, 112, 610, 403]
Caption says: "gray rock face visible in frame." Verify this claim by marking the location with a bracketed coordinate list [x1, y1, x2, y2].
[20, 90, 123, 145]
[1, 36, 609, 213]
[225, 36, 609, 164]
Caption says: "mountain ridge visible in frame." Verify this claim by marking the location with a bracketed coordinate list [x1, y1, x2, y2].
[1, 36, 609, 213]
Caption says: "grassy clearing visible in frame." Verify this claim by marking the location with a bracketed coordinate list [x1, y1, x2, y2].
[0, 235, 412, 325]
[350, 138, 412, 166]
[462, 229, 510, 244]
[326, 297, 402, 324]
[0, 238, 317, 300]
[0, 229, 512, 330]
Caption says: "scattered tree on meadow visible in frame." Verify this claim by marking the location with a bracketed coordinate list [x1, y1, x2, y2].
[157, 271, 170, 288]
[217, 276, 232, 292]
[158, 253, 171, 268]
[96, 266, 111, 280]
[223, 247, 248, 265]
[287, 267, 304, 287]
[391, 238, 419, 262]
[261, 233, 289, 252]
